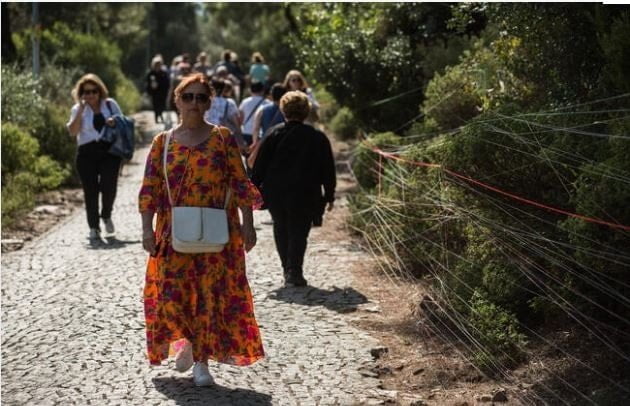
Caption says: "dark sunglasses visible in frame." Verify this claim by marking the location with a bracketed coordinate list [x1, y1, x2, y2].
[82, 88, 99, 95]
[181, 93, 210, 103]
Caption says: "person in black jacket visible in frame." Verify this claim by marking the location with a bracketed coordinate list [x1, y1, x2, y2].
[251, 91, 336, 287]
[146, 55, 170, 124]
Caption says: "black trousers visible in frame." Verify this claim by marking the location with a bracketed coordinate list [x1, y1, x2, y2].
[76, 141, 121, 230]
[268, 205, 313, 278]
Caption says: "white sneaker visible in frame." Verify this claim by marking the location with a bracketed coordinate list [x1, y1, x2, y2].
[192, 362, 214, 387]
[103, 218, 115, 234]
[174, 341, 193, 372]
[89, 229, 100, 239]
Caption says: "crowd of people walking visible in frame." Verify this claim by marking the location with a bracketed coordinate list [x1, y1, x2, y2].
[68, 49, 334, 387]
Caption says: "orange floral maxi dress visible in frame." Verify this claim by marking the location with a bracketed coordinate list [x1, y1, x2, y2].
[138, 127, 264, 366]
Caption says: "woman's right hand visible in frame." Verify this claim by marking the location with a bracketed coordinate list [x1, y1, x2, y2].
[143, 233, 157, 256]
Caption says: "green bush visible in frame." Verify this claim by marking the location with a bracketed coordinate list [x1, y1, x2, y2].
[2, 172, 38, 227]
[422, 64, 482, 131]
[38, 64, 82, 106]
[330, 107, 359, 141]
[469, 291, 527, 373]
[32, 155, 70, 190]
[1, 123, 40, 176]
[1, 123, 70, 225]
[1, 65, 45, 132]
[31, 104, 77, 178]
[421, 40, 528, 133]
[351, 131, 403, 190]
[114, 73, 142, 114]
[314, 88, 340, 124]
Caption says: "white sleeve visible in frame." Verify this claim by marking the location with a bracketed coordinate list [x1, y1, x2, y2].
[66, 104, 80, 128]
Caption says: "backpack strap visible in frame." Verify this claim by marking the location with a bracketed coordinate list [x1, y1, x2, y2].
[105, 100, 114, 116]
[244, 97, 266, 126]
[222, 99, 229, 123]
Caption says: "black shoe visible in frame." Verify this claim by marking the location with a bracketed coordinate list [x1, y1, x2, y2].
[284, 275, 308, 287]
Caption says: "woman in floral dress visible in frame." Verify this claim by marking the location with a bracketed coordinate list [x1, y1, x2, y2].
[139, 73, 264, 386]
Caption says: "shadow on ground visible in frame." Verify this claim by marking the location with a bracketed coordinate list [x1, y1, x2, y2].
[152, 377, 272, 406]
[269, 285, 368, 314]
[86, 236, 140, 250]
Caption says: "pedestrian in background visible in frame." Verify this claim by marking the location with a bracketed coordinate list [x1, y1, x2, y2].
[249, 52, 270, 89]
[139, 73, 264, 386]
[193, 51, 213, 79]
[204, 79, 244, 150]
[67, 73, 124, 240]
[239, 80, 270, 147]
[146, 55, 170, 124]
[251, 91, 336, 287]
[251, 83, 286, 147]
[283, 70, 320, 125]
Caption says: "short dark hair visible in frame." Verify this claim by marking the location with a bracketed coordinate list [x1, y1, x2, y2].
[211, 78, 226, 95]
[270, 83, 286, 102]
[250, 81, 264, 93]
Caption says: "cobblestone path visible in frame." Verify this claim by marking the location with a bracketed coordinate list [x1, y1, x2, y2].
[1, 113, 389, 405]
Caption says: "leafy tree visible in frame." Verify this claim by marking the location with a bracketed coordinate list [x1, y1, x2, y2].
[290, 3, 485, 133]
[199, 3, 296, 82]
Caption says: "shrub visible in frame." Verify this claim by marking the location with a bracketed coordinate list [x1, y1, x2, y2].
[1, 65, 45, 132]
[422, 40, 528, 133]
[469, 291, 527, 374]
[1, 123, 39, 176]
[1, 123, 70, 225]
[422, 63, 482, 131]
[2, 172, 38, 227]
[314, 88, 340, 124]
[32, 155, 70, 190]
[351, 131, 403, 190]
[114, 73, 142, 114]
[31, 104, 77, 170]
[330, 107, 359, 141]
[38, 64, 82, 106]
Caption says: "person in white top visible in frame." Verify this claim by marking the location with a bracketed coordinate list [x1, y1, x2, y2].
[203, 78, 246, 152]
[238, 81, 271, 147]
[66, 73, 123, 240]
[283, 69, 320, 126]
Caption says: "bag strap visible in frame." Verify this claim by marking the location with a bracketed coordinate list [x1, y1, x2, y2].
[162, 128, 231, 209]
[244, 97, 265, 126]
[163, 130, 189, 207]
[222, 100, 229, 123]
[106, 100, 114, 116]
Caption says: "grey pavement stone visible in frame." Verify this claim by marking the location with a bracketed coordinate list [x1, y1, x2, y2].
[1, 112, 388, 406]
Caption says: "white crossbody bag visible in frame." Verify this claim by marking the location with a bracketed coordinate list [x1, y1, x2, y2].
[163, 129, 230, 253]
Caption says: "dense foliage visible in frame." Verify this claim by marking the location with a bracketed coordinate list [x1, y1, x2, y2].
[347, 4, 630, 387]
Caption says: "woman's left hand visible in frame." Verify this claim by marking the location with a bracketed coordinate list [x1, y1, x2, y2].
[241, 223, 257, 252]
[106, 117, 115, 127]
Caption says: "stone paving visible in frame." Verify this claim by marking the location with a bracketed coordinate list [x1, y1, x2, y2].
[1, 113, 391, 405]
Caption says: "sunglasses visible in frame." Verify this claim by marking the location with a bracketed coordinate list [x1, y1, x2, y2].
[82, 88, 99, 95]
[181, 93, 210, 103]
[290, 78, 302, 83]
